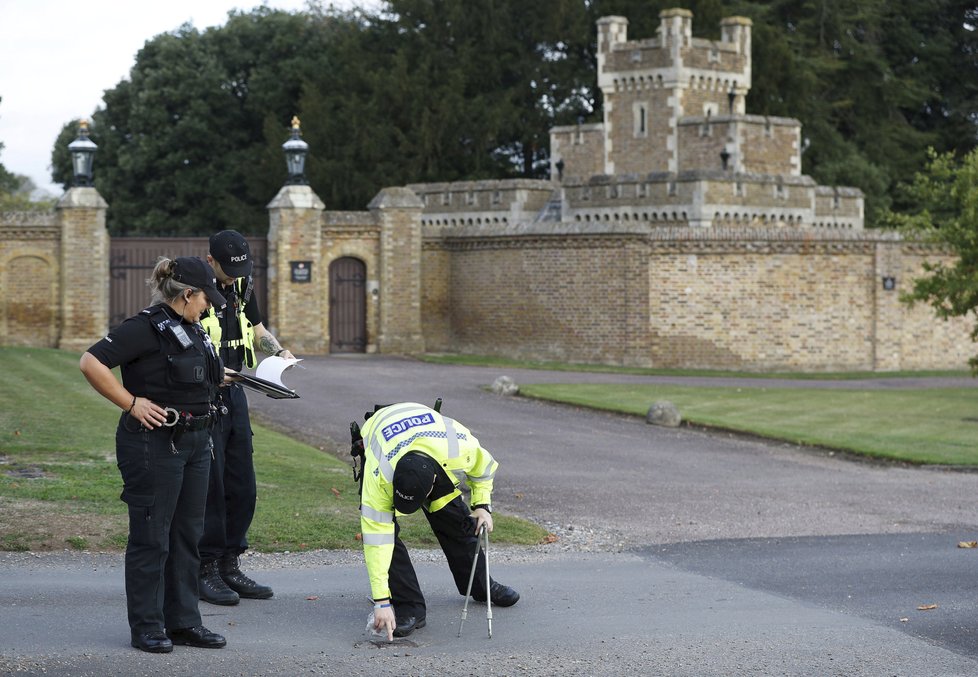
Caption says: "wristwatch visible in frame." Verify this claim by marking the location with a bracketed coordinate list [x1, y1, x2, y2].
[472, 503, 492, 514]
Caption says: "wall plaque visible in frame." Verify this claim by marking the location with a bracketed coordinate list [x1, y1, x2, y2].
[291, 261, 312, 283]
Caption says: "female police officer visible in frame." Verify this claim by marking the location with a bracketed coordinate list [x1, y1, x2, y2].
[80, 256, 228, 653]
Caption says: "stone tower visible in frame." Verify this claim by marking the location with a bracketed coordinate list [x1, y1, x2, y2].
[546, 8, 863, 229]
[596, 10, 754, 176]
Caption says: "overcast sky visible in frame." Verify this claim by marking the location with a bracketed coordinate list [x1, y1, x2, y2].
[0, 0, 371, 197]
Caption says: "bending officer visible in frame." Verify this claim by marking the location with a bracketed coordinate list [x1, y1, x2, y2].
[357, 402, 520, 640]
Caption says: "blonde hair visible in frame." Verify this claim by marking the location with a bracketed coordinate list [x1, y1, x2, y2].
[148, 257, 196, 305]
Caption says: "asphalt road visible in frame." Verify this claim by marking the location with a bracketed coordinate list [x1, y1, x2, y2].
[3, 355, 978, 676]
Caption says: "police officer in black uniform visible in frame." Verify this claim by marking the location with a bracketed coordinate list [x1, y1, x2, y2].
[80, 256, 228, 653]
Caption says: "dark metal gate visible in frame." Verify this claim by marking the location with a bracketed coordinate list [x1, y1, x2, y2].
[109, 237, 267, 328]
[329, 257, 366, 353]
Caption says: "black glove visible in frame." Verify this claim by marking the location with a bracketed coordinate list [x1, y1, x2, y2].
[350, 421, 365, 482]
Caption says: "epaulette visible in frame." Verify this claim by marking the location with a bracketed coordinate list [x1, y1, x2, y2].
[142, 305, 193, 350]
[141, 305, 172, 336]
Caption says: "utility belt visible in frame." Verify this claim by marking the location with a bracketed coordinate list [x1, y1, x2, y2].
[162, 407, 214, 431]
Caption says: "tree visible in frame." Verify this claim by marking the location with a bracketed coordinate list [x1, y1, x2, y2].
[734, 0, 978, 225]
[348, 0, 596, 180]
[80, 9, 343, 235]
[878, 148, 978, 371]
[0, 96, 20, 196]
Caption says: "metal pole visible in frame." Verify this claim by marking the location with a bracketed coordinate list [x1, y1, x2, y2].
[484, 526, 493, 638]
[457, 524, 484, 638]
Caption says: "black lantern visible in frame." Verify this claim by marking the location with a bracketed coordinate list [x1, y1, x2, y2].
[282, 116, 309, 186]
[720, 148, 731, 171]
[68, 119, 97, 187]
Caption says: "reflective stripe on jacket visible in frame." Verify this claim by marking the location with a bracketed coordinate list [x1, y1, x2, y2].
[359, 402, 497, 600]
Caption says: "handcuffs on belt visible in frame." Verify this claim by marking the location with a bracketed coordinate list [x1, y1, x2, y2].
[162, 407, 211, 430]
[162, 407, 214, 455]
[162, 407, 180, 427]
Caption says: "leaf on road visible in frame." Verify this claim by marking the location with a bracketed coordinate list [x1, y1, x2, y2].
[542, 533, 558, 544]
[899, 617, 909, 623]
[306, 595, 319, 601]
[957, 541, 977, 548]
[917, 603, 939, 611]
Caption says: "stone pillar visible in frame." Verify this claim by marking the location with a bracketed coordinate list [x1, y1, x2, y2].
[267, 184, 326, 354]
[56, 187, 109, 352]
[872, 239, 903, 371]
[369, 187, 425, 354]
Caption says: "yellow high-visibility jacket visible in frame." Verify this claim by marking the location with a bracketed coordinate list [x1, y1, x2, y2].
[200, 277, 257, 369]
[359, 402, 497, 600]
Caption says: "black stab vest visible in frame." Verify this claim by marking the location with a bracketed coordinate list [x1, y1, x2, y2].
[128, 305, 224, 407]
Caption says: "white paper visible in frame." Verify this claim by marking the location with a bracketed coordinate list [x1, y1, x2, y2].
[255, 356, 302, 389]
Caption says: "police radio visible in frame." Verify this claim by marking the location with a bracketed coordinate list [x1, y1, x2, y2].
[168, 322, 194, 350]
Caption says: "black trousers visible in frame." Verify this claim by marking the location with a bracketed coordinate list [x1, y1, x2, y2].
[389, 495, 495, 619]
[199, 384, 256, 563]
[116, 417, 211, 636]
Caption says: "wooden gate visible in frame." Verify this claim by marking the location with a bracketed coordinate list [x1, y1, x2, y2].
[329, 257, 366, 352]
[109, 237, 267, 328]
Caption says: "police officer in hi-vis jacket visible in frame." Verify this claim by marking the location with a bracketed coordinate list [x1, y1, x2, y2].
[356, 402, 520, 640]
[197, 230, 294, 605]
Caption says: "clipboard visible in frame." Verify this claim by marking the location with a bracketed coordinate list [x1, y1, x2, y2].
[229, 372, 300, 399]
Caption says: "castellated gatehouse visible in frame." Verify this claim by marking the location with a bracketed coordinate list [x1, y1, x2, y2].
[415, 8, 863, 230]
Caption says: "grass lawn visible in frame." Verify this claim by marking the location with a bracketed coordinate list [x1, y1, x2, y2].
[422, 352, 970, 380]
[0, 347, 547, 552]
[518, 383, 978, 465]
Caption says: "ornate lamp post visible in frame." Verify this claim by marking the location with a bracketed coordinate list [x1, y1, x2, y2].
[67, 119, 97, 187]
[282, 116, 309, 186]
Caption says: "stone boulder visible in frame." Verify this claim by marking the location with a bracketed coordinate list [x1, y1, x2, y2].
[646, 401, 681, 427]
[491, 375, 519, 396]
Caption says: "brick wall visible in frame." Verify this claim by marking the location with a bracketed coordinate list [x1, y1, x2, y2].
[422, 222, 652, 364]
[57, 188, 110, 352]
[267, 185, 328, 354]
[606, 87, 674, 174]
[738, 117, 801, 176]
[896, 248, 974, 369]
[408, 179, 554, 226]
[677, 119, 728, 172]
[550, 124, 605, 181]
[0, 212, 60, 347]
[3, 187, 972, 372]
[370, 187, 425, 354]
[0, 189, 109, 352]
[418, 223, 972, 371]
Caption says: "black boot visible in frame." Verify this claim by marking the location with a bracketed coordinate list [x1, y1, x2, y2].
[199, 560, 240, 606]
[219, 554, 273, 600]
[473, 580, 520, 607]
[392, 615, 426, 638]
[167, 625, 227, 649]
